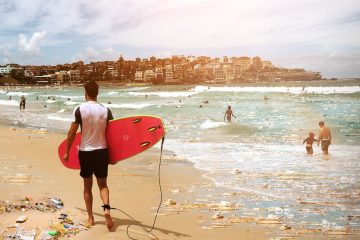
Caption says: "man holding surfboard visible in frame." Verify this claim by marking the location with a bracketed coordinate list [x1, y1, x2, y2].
[63, 81, 114, 230]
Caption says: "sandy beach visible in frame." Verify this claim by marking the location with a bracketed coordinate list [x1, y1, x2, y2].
[0, 124, 270, 240]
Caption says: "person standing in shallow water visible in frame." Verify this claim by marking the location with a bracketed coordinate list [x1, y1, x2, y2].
[63, 81, 114, 230]
[224, 106, 236, 122]
[20, 95, 26, 110]
[317, 121, 332, 156]
[302, 132, 317, 154]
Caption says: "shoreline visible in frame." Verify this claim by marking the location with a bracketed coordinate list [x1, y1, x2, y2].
[1, 78, 359, 89]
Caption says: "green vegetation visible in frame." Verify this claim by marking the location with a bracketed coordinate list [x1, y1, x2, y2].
[0, 76, 19, 84]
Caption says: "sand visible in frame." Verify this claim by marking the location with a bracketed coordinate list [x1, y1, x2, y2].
[0, 125, 269, 240]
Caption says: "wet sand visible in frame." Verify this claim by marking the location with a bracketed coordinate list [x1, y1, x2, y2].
[0, 125, 268, 239]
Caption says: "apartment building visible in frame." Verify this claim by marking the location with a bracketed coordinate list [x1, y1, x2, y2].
[215, 66, 225, 83]
[144, 69, 155, 82]
[238, 57, 252, 71]
[0, 65, 14, 74]
[68, 70, 81, 82]
[262, 61, 273, 69]
[164, 64, 176, 83]
[173, 64, 183, 82]
[134, 70, 144, 82]
[252, 56, 263, 70]
[223, 64, 235, 83]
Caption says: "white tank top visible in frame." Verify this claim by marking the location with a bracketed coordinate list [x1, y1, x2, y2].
[72, 101, 113, 151]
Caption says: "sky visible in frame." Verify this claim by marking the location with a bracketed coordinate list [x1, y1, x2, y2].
[0, 0, 359, 78]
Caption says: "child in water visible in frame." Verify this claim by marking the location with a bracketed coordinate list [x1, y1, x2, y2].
[302, 132, 317, 154]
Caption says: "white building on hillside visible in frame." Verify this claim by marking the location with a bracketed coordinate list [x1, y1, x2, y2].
[144, 69, 155, 82]
[134, 70, 144, 82]
[0, 65, 14, 74]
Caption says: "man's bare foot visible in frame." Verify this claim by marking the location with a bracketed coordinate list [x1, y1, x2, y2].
[104, 209, 113, 230]
[87, 216, 95, 227]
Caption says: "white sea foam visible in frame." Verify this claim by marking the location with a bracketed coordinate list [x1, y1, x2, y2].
[0, 100, 19, 106]
[58, 109, 66, 113]
[125, 87, 150, 91]
[40, 94, 82, 99]
[6, 91, 33, 96]
[47, 115, 73, 122]
[193, 85, 360, 94]
[128, 91, 197, 97]
[0, 90, 6, 94]
[200, 119, 226, 129]
[102, 103, 152, 109]
[64, 101, 78, 105]
[107, 91, 119, 95]
[55, 94, 82, 99]
[46, 100, 57, 103]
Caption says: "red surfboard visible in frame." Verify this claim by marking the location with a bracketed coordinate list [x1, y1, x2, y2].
[58, 116, 165, 169]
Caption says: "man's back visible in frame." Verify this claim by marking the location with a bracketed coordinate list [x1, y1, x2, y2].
[319, 126, 331, 140]
[74, 101, 112, 151]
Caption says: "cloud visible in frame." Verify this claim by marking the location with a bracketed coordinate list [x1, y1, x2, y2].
[0, 45, 13, 63]
[3, 58, 10, 64]
[18, 30, 47, 56]
[0, 0, 359, 76]
[72, 46, 117, 62]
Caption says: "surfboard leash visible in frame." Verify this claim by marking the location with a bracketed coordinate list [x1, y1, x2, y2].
[106, 136, 165, 240]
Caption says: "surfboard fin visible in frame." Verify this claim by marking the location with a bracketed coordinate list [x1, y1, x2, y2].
[148, 126, 157, 132]
[132, 118, 142, 123]
[140, 142, 150, 147]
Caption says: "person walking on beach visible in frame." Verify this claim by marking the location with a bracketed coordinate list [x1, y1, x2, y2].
[317, 121, 331, 156]
[302, 132, 317, 154]
[20, 95, 26, 110]
[224, 105, 236, 122]
[63, 81, 114, 230]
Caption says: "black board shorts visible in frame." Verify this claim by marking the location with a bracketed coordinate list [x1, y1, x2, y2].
[321, 140, 330, 152]
[78, 148, 109, 178]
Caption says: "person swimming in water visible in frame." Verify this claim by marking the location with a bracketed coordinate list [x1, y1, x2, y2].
[224, 106, 236, 122]
[302, 132, 317, 154]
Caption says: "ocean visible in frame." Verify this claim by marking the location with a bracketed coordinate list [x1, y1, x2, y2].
[1, 80, 360, 232]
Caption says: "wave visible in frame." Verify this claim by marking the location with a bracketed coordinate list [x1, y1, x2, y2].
[200, 119, 226, 129]
[128, 91, 197, 98]
[125, 87, 150, 91]
[102, 103, 152, 109]
[0, 90, 6, 94]
[0, 100, 19, 106]
[39, 94, 82, 99]
[47, 115, 73, 122]
[64, 101, 79, 105]
[46, 100, 57, 103]
[193, 85, 360, 94]
[107, 91, 119, 95]
[6, 91, 33, 96]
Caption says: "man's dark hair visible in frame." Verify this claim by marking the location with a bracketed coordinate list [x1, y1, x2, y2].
[319, 121, 325, 126]
[84, 81, 99, 98]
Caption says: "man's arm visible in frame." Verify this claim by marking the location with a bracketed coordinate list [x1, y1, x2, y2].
[63, 122, 79, 161]
[329, 128, 332, 144]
